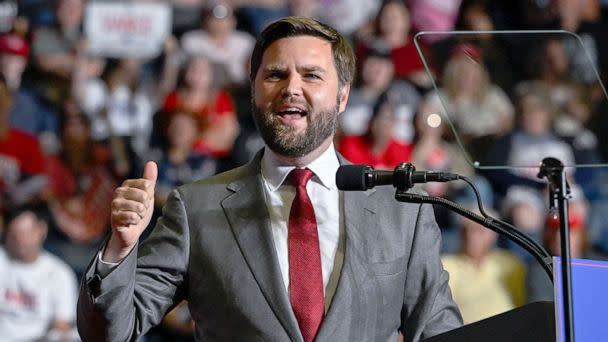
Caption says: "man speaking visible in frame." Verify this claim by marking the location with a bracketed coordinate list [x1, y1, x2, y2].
[77, 16, 462, 342]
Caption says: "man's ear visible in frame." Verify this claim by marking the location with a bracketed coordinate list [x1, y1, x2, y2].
[338, 83, 351, 113]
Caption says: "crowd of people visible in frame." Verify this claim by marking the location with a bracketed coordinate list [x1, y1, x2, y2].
[2, 0, 608, 340]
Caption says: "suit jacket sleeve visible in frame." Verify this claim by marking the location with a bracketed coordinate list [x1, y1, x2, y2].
[401, 202, 462, 341]
[77, 189, 190, 342]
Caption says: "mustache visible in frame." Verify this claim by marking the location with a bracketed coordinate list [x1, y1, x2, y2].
[271, 99, 311, 113]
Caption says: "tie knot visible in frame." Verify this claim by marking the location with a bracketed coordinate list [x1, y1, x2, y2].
[288, 168, 314, 187]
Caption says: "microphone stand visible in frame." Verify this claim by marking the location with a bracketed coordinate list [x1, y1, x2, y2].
[394, 191, 554, 280]
[537, 157, 574, 342]
[391, 163, 554, 279]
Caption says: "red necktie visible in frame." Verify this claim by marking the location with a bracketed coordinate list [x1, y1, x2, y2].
[287, 168, 324, 342]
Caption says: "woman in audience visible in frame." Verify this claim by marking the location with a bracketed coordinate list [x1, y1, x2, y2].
[481, 84, 575, 197]
[338, 45, 420, 143]
[180, 2, 254, 86]
[442, 207, 526, 324]
[424, 43, 514, 160]
[356, 0, 431, 90]
[72, 36, 180, 177]
[153, 108, 218, 210]
[45, 100, 117, 276]
[160, 55, 240, 158]
[338, 92, 413, 169]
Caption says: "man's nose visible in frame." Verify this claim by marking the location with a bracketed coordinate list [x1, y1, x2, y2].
[281, 74, 303, 98]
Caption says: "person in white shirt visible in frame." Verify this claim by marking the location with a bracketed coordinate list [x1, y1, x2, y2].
[181, 2, 255, 86]
[0, 204, 79, 341]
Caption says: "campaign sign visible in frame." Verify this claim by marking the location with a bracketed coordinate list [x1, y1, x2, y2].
[85, 2, 171, 58]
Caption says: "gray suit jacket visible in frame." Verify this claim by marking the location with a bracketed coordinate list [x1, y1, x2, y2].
[77, 150, 462, 341]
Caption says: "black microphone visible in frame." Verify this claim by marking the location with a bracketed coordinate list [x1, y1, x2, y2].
[336, 163, 459, 191]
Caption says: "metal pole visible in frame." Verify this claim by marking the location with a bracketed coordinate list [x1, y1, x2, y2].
[538, 157, 574, 342]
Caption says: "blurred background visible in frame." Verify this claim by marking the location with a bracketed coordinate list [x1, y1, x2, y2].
[2, 0, 608, 340]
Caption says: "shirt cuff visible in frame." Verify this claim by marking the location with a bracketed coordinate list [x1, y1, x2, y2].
[96, 249, 120, 278]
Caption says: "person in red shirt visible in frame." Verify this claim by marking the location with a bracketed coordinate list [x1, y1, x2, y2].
[46, 110, 116, 244]
[338, 91, 413, 169]
[44, 102, 118, 277]
[0, 75, 46, 211]
[356, 0, 433, 90]
[160, 55, 239, 157]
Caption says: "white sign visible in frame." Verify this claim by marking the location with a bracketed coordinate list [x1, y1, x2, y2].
[85, 2, 171, 58]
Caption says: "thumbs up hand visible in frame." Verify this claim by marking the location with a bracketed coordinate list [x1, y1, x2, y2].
[104, 161, 158, 262]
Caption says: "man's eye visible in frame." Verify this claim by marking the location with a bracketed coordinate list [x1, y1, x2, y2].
[266, 72, 283, 80]
[304, 73, 321, 80]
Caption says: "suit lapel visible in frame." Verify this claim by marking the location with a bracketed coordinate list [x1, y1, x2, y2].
[316, 156, 378, 340]
[221, 153, 302, 341]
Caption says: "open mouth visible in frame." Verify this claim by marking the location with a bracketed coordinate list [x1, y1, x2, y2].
[275, 106, 308, 124]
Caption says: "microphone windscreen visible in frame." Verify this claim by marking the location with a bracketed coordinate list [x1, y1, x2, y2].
[336, 164, 368, 191]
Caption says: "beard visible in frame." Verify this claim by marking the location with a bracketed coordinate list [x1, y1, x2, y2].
[252, 98, 340, 158]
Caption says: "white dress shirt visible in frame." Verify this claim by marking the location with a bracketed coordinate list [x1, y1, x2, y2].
[261, 144, 343, 299]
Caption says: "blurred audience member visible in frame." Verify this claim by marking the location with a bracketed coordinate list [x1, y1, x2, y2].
[46, 105, 117, 276]
[0, 203, 78, 341]
[288, 0, 321, 19]
[17, 1, 55, 29]
[338, 92, 413, 169]
[339, 45, 420, 141]
[407, 0, 462, 43]
[450, 2, 515, 93]
[520, 37, 574, 111]
[171, 0, 206, 38]
[358, 0, 432, 90]
[501, 185, 548, 262]
[527, 199, 589, 303]
[0, 32, 27, 91]
[76, 57, 156, 175]
[0, 1, 18, 34]
[519, 38, 601, 168]
[317, 0, 379, 37]
[181, 2, 254, 86]
[70, 39, 106, 138]
[160, 55, 240, 158]
[411, 99, 478, 255]
[558, 0, 601, 87]
[1, 31, 58, 140]
[31, 0, 83, 78]
[153, 109, 218, 210]
[233, 0, 290, 36]
[29, 0, 84, 107]
[218, 74, 265, 171]
[552, 84, 596, 157]
[0, 75, 47, 212]
[411, 99, 472, 198]
[425, 43, 514, 159]
[481, 85, 574, 197]
[442, 208, 526, 324]
[73, 37, 180, 175]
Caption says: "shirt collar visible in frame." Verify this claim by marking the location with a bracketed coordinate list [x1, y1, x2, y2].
[261, 143, 340, 191]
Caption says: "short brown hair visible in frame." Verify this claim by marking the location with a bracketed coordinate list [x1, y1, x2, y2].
[249, 16, 356, 88]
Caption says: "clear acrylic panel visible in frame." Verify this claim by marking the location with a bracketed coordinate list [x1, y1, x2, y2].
[413, 30, 608, 171]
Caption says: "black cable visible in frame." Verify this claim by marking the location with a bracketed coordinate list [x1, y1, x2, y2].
[457, 175, 552, 260]
[395, 191, 553, 280]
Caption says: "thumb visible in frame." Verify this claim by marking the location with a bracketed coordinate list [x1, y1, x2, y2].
[143, 160, 158, 185]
